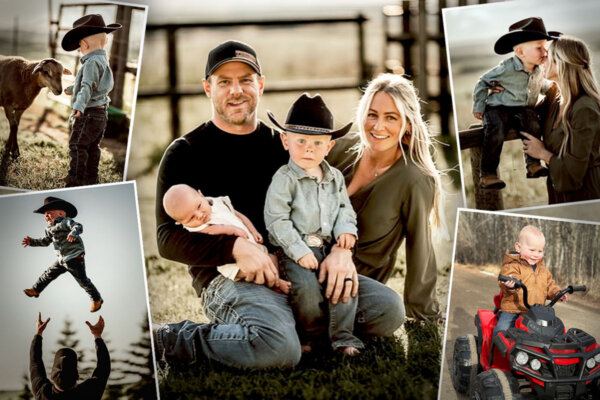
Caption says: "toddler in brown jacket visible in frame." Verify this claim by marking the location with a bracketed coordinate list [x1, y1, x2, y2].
[493, 225, 565, 336]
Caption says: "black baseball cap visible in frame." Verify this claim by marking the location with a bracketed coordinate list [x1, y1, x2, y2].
[205, 40, 262, 79]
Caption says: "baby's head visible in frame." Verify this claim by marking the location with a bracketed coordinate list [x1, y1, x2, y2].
[514, 39, 548, 68]
[163, 184, 212, 229]
[515, 225, 545, 266]
[44, 209, 66, 225]
[268, 93, 352, 172]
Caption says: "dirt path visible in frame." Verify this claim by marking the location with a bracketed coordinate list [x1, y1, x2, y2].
[439, 264, 600, 400]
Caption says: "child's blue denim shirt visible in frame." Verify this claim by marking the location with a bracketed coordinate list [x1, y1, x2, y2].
[68, 49, 113, 112]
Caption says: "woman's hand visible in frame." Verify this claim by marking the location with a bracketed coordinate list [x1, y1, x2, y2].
[318, 245, 358, 304]
[522, 132, 555, 164]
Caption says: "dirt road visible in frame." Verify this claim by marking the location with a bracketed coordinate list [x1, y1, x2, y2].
[439, 264, 600, 400]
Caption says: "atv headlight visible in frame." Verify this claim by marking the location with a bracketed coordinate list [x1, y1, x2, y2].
[586, 358, 596, 369]
[530, 358, 541, 371]
[515, 351, 529, 365]
[595, 353, 600, 364]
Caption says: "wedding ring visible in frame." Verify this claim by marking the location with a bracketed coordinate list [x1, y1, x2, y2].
[344, 277, 353, 283]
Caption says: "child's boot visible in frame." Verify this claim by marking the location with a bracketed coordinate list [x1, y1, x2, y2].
[23, 288, 40, 298]
[526, 162, 549, 178]
[480, 174, 506, 189]
[91, 299, 103, 312]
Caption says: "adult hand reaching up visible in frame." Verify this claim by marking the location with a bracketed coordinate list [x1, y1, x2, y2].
[86, 316, 105, 339]
[36, 312, 50, 336]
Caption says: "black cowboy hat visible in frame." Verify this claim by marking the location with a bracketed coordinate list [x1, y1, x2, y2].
[267, 93, 353, 139]
[51, 348, 79, 390]
[494, 17, 561, 55]
[61, 14, 122, 52]
[34, 197, 78, 218]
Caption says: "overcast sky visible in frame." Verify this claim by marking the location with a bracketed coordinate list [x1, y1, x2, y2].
[0, 183, 151, 390]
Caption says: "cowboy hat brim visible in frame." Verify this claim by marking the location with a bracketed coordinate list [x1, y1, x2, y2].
[494, 30, 562, 55]
[267, 111, 352, 140]
[34, 199, 78, 218]
[61, 24, 122, 51]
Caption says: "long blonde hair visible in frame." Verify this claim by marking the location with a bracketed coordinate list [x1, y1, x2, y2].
[549, 36, 600, 157]
[354, 73, 443, 226]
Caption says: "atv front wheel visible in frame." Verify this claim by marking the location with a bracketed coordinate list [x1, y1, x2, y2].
[452, 334, 479, 393]
[471, 369, 520, 400]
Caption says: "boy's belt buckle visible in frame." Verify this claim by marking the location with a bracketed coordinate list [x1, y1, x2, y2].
[306, 235, 323, 247]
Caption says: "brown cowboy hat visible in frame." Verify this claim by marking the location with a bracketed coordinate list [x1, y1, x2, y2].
[61, 14, 122, 51]
[267, 93, 352, 139]
[34, 197, 78, 218]
[494, 17, 561, 55]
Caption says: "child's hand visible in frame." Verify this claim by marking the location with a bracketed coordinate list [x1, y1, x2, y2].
[71, 110, 82, 119]
[250, 229, 263, 244]
[474, 112, 483, 120]
[22, 236, 31, 247]
[298, 253, 319, 270]
[337, 233, 356, 250]
[561, 293, 568, 303]
[273, 278, 292, 295]
[67, 234, 77, 242]
[500, 275, 517, 290]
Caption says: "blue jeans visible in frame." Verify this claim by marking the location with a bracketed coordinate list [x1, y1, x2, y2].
[493, 311, 519, 337]
[155, 271, 405, 368]
[281, 247, 364, 350]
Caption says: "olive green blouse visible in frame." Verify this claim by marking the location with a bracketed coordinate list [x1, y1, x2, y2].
[327, 132, 439, 319]
[541, 91, 600, 204]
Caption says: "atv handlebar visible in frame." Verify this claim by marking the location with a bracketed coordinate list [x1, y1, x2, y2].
[498, 274, 586, 309]
[547, 285, 587, 307]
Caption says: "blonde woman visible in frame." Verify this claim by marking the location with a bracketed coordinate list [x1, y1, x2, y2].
[328, 73, 443, 320]
[522, 36, 600, 204]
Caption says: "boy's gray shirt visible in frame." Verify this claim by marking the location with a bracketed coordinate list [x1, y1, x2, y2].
[473, 55, 552, 114]
[265, 159, 358, 262]
[69, 49, 113, 112]
[29, 217, 85, 264]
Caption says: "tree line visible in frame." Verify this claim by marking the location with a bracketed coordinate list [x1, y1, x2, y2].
[454, 211, 599, 295]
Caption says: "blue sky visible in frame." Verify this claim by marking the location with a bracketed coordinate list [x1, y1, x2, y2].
[0, 183, 151, 390]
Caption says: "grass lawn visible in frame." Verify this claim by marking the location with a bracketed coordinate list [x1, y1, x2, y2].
[147, 256, 444, 400]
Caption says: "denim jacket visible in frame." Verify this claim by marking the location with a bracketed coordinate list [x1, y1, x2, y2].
[68, 49, 113, 112]
[265, 159, 358, 262]
[473, 55, 552, 114]
[29, 217, 85, 264]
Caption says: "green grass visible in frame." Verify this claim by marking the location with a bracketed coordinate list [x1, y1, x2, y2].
[147, 256, 444, 400]
[0, 129, 122, 190]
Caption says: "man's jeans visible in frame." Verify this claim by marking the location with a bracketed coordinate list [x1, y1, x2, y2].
[281, 246, 364, 350]
[68, 107, 107, 185]
[154, 273, 405, 368]
[33, 257, 102, 301]
[481, 106, 541, 176]
[493, 311, 519, 337]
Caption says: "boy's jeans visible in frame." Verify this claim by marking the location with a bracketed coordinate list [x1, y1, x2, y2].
[493, 311, 519, 337]
[154, 270, 404, 368]
[481, 105, 542, 176]
[281, 246, 364, 350]
[33, 256, 102, 301]
[67, 107, 108, 185]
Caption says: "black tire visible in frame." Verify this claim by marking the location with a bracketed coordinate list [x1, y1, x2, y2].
[452, 334, 479, 394]
[470, 369, 521, 400]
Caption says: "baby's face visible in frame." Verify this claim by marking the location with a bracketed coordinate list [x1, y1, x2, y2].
[44, 209, 65, 225]
[515, 235, 545, 266]
[518, 39, 548, 67]
[177, 190, 212, 229]
[280, 132, 335, 172]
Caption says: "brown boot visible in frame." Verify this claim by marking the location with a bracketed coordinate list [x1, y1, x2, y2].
[24, 288, 40, 298]
[62, 175, 81, 188]
[526, 163, 549, 178]
[90, 299, 103, 312]
[480, 175, 506, 189]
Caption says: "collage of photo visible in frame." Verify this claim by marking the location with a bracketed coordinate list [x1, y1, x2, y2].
[0, 0, 599, 399]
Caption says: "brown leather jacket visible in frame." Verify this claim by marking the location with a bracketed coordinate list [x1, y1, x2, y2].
[499, 252, 561, 314]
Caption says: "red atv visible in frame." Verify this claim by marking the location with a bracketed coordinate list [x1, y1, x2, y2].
[452, 274, 600, 399]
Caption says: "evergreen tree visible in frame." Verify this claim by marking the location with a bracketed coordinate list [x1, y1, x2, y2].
[18, 372, 32, 400]
[119, 316, 157, 399]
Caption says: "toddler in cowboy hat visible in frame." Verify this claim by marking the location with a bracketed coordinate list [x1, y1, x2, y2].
[61, 14, 122, 187]
[473, 17, 561, 190]
[22, 196, 103, 312]
[162, 184, 291, 292]
[264, 93, 363, 355]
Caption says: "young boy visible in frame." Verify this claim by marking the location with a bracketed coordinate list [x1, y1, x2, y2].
[162, 183, 290, 292]
[61, 14, 122, 187]
[22, 196, 103, 312]
[494, 225, 565, 336]
[264, 93, 363, 355]
[473, 17, 561, 189]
